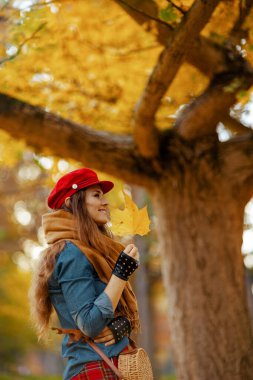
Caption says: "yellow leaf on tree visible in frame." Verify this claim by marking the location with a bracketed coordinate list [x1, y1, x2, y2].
[110, 192, 150, 237]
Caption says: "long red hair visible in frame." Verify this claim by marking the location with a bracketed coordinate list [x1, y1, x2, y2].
[29, 189, 112, 341]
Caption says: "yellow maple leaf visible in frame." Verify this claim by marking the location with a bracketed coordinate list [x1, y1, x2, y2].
[109, 192, 150, 237]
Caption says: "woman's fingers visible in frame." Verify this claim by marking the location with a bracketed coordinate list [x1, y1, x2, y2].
[105, 338, 116, 346]
[124, 244, 134, 254]
[94, 327, 111, 339]
[124, 244, 140, 261]
[129, 247, 139, 260]
[128, 248, 139, 261]
[93, 326, 117, 345]
[94, 333, 114, 343]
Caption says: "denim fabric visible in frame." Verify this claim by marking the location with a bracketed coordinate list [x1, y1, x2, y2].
[48, 241, 129, 380]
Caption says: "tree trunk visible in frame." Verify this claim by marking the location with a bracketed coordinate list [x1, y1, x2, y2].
[152, 169, 253, 380]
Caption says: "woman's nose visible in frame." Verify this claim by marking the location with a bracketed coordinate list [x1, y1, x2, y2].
[101, 197, 109, 206]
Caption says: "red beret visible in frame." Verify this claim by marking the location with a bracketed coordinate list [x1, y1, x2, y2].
[47, 168, 114, 209]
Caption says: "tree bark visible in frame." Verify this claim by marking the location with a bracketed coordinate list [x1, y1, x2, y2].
[1, 93, 253, 379]
[0, 93, 158, 188]
[152, 153, 253, 379]
[132, 0, 221, 157]
[1, 1, 253, 377]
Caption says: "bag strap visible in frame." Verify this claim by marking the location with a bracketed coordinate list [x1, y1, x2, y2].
[51, 327, 125, 379]
[86, 338, 124, 379]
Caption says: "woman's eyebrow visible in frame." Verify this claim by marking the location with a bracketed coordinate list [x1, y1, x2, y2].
[93, 189, 103, 194]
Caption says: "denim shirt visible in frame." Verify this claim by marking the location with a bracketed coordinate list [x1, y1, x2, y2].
[48, 241, 129, 380]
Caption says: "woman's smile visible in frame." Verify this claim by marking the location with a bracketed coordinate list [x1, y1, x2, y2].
[85, 185, 110, 225]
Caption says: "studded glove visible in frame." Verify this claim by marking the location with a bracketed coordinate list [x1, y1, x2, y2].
[112, 251, 139, 281]
[107, 316, 131, 343]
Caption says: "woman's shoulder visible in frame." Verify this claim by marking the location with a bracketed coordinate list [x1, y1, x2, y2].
[54, 241, 94, 277]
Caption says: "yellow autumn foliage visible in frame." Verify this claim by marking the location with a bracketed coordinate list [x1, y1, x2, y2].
[110, 191, 150, 237]
[0, 0, 252, 158]
[2, 0, 249, 136]
[0, 130, 26, 167]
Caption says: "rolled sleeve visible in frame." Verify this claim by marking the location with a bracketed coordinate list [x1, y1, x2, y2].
[94, 291, 114, 318]
[54, 242, 114, 338]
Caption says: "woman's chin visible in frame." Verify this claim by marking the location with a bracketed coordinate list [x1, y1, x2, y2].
[95, 217, 109, 226]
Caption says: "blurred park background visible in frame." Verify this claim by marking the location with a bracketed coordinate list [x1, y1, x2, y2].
[1, 0, 253, 379]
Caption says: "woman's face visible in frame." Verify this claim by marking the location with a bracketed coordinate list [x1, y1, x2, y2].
[85, 184, 110, 225]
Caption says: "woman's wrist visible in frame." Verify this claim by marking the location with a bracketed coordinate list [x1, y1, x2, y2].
[107, 316, 131, 343]
[112, 251, 139, 281]
[104, 274, 126, 310]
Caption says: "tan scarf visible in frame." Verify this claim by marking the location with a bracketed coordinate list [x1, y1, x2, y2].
[42, 209, 140, 331]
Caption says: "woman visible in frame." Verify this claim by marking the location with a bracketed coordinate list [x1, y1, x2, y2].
[29, 167, 140, 380]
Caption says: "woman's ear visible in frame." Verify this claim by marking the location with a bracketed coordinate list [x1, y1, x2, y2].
[65, 197, 71, 208]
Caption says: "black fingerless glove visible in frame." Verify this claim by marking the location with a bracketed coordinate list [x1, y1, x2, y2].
[112, 251, 139, 281]
[107, 316, 131, 343]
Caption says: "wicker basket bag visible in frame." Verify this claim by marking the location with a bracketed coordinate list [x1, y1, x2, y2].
[86, 337, 154, 380]
[118, 346, 154, 380]
[52, 327, 154, 380]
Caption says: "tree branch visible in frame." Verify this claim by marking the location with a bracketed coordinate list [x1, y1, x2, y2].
[166, 0, 186, 15]
[115, 0, 173, 29]
[174, 64, 253, 139]
[0, 93, 158, 189]
[222, 115, 252, 135]
[230, 0, 252, 42]
[170, 0, 253, 140]
[132, 0, 221, 157]
[219, 133, 253, 199]
[174, 85, 234, 140]
[78, 36, 160, 57]
[114, 0, 231, 78]
[3, 0, 60, 11]
[0, 22, 47, 65]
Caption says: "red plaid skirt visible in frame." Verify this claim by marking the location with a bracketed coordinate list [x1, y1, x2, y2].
[71, 347, 128, 380]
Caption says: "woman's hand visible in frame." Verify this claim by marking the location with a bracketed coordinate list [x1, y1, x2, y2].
[93, 326, 115, 346]
[111, 244, 140, 282]
[104, 244, 140, 310]
[123, 244, 139, 262]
